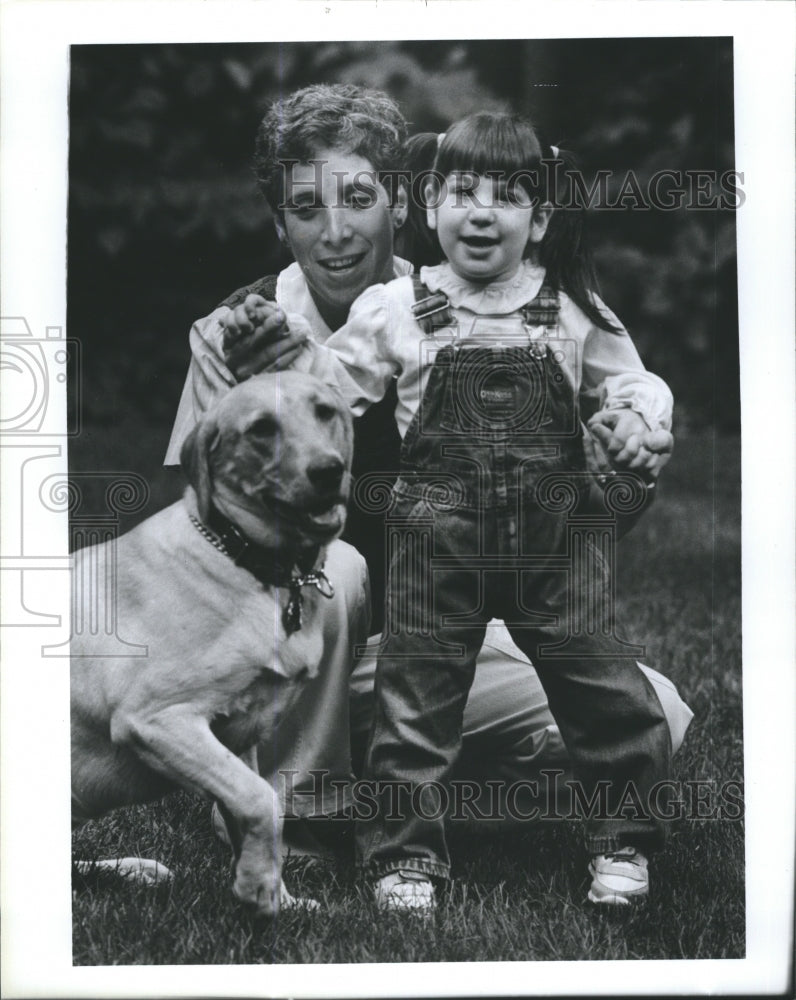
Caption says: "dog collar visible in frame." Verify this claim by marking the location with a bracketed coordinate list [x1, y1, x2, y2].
[188, 510, 334, 634]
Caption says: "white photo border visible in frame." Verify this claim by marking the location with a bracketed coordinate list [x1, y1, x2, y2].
[1, 1, 793, 997]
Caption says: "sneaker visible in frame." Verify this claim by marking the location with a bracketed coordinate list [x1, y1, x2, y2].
[588, 846, 649, 906]
[374, 870, 436, 913]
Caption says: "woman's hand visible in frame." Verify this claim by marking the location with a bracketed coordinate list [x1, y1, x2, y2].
[588, 408, 674, 479]
[221, 294, 308, 380]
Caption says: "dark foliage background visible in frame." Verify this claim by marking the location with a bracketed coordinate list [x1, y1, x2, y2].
[68, 38, 738, 493]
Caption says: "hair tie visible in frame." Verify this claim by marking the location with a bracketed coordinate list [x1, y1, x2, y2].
[437, 132, 446, 147]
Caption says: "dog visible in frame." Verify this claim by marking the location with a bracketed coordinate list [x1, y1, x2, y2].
[71, 371, 354, 916]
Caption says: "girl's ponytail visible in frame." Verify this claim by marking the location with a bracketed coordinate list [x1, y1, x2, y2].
[540, 145, 621, 333]
[394, 132, 446, 269]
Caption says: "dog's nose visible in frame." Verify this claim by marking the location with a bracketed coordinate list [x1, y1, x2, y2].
[308, 458, 345, 493]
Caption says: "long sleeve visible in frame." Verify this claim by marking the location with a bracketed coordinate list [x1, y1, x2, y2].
[574, 295, 673, 431]
[300, 284, 401, 415]
[164, 309, 235, 465]
[164, 306, 319, 465]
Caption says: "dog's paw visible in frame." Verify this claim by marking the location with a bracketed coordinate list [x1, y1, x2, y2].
[75, 857, 174, 885]
[234, 868, 281, 916]
[281, 879, 320, 911]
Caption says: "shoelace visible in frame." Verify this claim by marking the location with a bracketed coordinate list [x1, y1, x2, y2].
[602, 847, 643, 866]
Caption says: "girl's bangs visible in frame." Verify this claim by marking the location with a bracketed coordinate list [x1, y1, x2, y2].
[435, 115, 543, 185]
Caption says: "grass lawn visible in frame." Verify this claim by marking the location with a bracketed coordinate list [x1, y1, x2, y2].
[71, 430, 743, 964]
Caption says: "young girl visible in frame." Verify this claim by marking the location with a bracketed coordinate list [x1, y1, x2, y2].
[295, 112, 675, 911]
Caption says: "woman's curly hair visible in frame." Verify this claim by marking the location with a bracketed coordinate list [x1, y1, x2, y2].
[254, 83, 407, 215]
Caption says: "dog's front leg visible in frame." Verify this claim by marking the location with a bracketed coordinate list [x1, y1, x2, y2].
[211, 749, 319, 911]
[111, 707, 283, 916]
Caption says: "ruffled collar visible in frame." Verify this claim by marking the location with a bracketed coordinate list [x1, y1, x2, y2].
[276, 256, 413, 343]
[419, 260, 547, 315]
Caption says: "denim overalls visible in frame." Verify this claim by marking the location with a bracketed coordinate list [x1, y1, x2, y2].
[358, 279, 673, 882]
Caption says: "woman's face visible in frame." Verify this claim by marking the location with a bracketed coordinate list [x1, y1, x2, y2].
[279, 147, 405, 328]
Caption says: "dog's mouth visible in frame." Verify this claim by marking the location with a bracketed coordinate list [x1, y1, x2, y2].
[263, 494, 347, 539]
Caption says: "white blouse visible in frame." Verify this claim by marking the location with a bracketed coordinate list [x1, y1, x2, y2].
[300, 260, 673, 440]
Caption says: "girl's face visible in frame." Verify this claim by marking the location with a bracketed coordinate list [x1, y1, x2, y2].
[426, 172, 549, 284]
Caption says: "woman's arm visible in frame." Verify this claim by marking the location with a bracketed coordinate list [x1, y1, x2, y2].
[164, 301, 319, 465]
[164, 308, 238, 465]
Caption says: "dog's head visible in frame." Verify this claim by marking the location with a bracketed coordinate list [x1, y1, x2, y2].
[181, 372, 353, 558]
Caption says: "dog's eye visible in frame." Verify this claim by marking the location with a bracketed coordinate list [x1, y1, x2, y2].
[315, 404, 337, 423]
[247, 415, 278, 437]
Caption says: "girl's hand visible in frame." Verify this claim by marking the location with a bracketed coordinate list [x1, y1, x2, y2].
[221, 294, 308, 381]
[588, 409, 674, 480]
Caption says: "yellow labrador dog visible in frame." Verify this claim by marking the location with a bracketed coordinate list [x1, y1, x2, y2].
[71, 371, 354, 916]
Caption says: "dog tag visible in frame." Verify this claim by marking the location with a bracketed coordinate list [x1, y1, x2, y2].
[282, 570, 335, 634]
[283, 591, 303, 634]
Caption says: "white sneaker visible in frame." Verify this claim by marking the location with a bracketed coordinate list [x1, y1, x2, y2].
[374, 870, 436, 913]
[588, 846, 649, 906]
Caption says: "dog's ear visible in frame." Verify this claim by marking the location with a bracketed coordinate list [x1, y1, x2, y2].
[180, 416, 220, 522]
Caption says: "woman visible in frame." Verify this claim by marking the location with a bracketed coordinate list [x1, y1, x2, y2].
[165, 83, 692, 858]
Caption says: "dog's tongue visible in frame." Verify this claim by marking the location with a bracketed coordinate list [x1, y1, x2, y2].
[305, 503, 345, 531]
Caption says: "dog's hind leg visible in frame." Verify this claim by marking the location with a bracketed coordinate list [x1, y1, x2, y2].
[72, 792, 174, 888]
[111, 707, 284, 916]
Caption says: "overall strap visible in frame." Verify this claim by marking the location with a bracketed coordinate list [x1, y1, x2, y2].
[410, 275, 454, 335]
[412, 274, 560, 338]
[520, 282, 560, 334]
